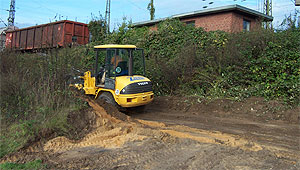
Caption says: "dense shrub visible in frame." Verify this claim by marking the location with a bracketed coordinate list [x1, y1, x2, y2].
[88, 18, 299, 105]
[0, 49, 84, 122]
[246, 29, 300, 104]
[0, 48, 87, 157]
[88, 14, 106, 43]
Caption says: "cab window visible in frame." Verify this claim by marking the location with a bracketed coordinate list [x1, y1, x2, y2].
[106, 49, 130, 77]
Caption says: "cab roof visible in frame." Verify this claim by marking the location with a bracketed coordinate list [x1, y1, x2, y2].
[94, 44, 137, 49]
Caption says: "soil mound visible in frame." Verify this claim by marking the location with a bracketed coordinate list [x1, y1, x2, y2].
[1, 95, 299, 169]
[0, 108, 97, 164]
[43, 97, 144, 153]
[43, 96, 265, 154]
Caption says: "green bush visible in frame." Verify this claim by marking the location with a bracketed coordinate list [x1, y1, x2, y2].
[89, 18, 300, 105]
[0, 48, 87, 158]
[247, 29, 300, 104]
[0, 120, 37, 158]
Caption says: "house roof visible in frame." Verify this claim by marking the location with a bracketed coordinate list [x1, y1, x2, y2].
[132, 4, 273, 27]
[94, 44, 137, 49]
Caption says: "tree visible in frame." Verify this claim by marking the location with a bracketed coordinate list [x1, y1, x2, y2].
[88, 14, 107, 42]
[147, 0, 155, 20]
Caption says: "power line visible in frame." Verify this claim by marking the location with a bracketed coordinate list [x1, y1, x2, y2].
[0, 17, 7, 26]
[31, 0, 83, 23]
[32, 0, 57, 14]
[32, 0, 76, 20]
[128, 0, 148, 11]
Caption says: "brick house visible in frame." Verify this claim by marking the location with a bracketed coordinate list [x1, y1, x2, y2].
[132, 5, 273, 32]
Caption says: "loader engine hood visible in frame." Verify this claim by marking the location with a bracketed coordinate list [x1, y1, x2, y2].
[115, 76, 153, 95]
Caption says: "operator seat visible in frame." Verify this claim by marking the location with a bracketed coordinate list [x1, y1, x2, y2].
[116, 61, 128, 76]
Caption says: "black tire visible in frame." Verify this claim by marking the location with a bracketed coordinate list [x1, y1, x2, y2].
[98, 92, 117, 106]
[98, 92, 126, 112]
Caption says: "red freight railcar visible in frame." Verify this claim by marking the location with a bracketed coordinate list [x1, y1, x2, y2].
[5, 20, 89, 50]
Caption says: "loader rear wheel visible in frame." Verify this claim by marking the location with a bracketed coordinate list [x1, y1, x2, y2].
[98, 92, 116, 106]
[98, 92, 126, 112]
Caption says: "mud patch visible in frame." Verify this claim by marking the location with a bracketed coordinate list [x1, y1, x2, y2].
[161, 129, 262, 152]
[149, 96, 300, 123]
[43, 98, 297, 161]
[137, 119, 166, 128]
[137, 119, 262, 152]
[44, 102, 264, 155]
[2, 95, 299, 169]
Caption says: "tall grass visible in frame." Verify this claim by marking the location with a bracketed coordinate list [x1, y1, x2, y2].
[0, 47, 88, 158]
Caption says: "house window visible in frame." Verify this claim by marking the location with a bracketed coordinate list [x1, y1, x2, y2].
[243, 19, 250, 31]
[185, 20, 195, 27]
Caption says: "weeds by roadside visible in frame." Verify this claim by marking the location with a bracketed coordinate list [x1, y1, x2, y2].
[0, 160, 45, 170]
[0, 49, 88, 159]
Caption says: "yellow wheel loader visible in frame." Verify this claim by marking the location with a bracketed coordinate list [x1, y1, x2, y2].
[71, 44, 154, 110]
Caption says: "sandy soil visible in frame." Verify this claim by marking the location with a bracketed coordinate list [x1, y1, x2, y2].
[1, 96, 299, 170]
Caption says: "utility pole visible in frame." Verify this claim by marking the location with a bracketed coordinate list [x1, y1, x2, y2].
[263, 0, 272, 16]
[147, 0, 155, 20]
[263, 0, 272, 28]
[105, 0, 111, 33]
[8, 0, 16, 27]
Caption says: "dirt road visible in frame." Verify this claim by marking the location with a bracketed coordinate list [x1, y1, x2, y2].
[131, 97, 300, 160]
[1, 96, 299, 169]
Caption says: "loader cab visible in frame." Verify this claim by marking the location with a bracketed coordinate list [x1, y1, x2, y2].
[94, 45, 146, 89]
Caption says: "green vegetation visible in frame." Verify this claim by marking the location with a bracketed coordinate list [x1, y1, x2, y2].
[0, 120, 37, 158]
[89, 17, 300, 105]
[0, 160, 45, 170]
[0, 12, 299, 161]
[0, 49, 88, 159]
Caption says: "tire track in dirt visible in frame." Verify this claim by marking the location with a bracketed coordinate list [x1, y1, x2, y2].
[132, 100, 300, 163]
[43, 97, 265, 155]
[1, 95, 299, 168]
[137, 119, 263, 151]
[41, 96, 300, 166]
